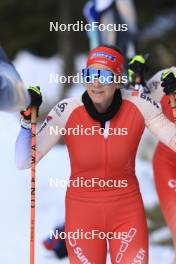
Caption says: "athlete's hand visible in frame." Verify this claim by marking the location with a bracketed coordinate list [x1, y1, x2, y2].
[128, 55, 147, 85]
[161, 70, 176, 95]
[20, 86, 42, 120]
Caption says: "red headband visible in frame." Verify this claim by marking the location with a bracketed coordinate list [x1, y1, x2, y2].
[87, 46, 125, 75]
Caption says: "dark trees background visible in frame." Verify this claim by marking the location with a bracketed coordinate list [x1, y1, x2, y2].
[0, 0, 175, 74]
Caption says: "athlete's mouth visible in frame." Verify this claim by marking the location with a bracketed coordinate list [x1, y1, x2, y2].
[92, 90, 104, 94]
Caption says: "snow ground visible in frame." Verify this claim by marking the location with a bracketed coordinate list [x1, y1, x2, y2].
[0, 52, 174, 263]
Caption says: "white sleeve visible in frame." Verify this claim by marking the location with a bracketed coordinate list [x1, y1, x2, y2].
[15, 107, 62, 170]
[125, 91, 176, 152]
[15, 97, 80, 169]
[147, 67, 176, 102]
[15, 127, 32, 169]
[145, 107, 176, 152]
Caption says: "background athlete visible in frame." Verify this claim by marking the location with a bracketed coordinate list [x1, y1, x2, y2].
[0, 45, 30, 112]
[149, 68, 176, 264]
[128, 55, 176, 263]
[83, 0, 138, 58]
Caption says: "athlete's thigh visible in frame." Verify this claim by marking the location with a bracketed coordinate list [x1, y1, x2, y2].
[108, 196, 148, 264]
[153, 152, 176, 246]
[65, 196, 107, 264]
[65, 234, 107, 264]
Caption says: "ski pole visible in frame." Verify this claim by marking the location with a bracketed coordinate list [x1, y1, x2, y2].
[30, 106, 37, 264]
[170, 93, 176, 123]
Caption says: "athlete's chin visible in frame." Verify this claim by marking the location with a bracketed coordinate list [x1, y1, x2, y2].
[88, 91, 105, 101]
[90, 95, 106, 104]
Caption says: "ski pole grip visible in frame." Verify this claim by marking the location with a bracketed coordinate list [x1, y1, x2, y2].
[31, 106, 37, 124]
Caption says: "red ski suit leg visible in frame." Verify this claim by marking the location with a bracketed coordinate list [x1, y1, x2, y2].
[153, 144, 176, 249]
[65, 189, 148, 264]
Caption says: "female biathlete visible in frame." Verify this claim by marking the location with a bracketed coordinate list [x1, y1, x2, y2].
[15, 45, 176, 264]
[128, 55, 176, 263]
[148, 68, 176, 263]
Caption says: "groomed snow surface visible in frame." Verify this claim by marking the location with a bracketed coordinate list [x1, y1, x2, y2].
[0, 52, 174, 263]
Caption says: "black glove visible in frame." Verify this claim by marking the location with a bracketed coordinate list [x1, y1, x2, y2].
[21, 86, 42, 120]
[128, 55, 147, 85]
[161, 70, 176, 95]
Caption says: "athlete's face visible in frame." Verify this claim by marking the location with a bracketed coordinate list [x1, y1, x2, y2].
[84, 64, 119, 112]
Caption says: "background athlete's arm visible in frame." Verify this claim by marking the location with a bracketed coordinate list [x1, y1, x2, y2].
[147, 67, 176, 102]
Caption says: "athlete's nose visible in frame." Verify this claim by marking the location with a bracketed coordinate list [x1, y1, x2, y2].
[93, 79, 101, 88]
